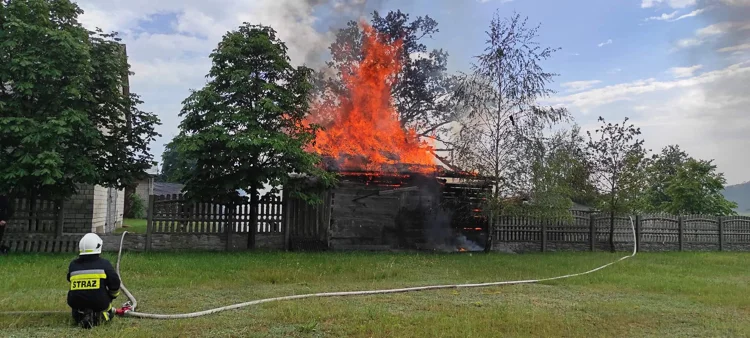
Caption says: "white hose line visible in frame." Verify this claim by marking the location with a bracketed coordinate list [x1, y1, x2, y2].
[116, 231, 138, 312]
[118, 217, 638, 320]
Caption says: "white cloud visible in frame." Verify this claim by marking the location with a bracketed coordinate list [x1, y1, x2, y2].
[545, 61, 750, 111]
[719, 0, 750, 6]
[672, 21, 750, 50]
[560, 80, 602, 92]
[646, 10, 678, 21]
[646, 8, 708, 22]
[549, 61, 750, 185]
[719, 43, 750, 52]
[697, 21, 750, 36]
[668, 64, 703, 78]
[641, 0, 697, 9]
[607, 68, 623, 74]
[598, 39, 613, 47]
[672, 7, 709, 20]
[675, 38, 704, 49]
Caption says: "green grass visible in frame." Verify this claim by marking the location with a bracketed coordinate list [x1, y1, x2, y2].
[116, 219, 147, 234]
[2, 251, 750, 338]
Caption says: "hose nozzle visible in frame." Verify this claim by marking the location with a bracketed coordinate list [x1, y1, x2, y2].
[115, 305, 132, 316]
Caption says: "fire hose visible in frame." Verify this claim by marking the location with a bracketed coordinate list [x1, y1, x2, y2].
[2, 217, 638, 319]
[115, 216, 638, 319]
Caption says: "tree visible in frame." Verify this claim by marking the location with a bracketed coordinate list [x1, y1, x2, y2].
[448, 11, 569, 251]
[157, 138, 195, 184]
[175, 23, 335, 248]
[642, 145, 738, 215]
[501, 126, 596, 221]
[316, 10, 456, 143]
[561, 127, 599, 207]
[641, 145, 689, 212]
[663, 159, 738, 215]
[451, 11, 569, 183]
[586, 116, 649, 252]
[0, 0, 160, 200]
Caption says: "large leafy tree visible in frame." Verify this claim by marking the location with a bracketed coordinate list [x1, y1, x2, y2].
[175, 23, 335, 247]
[642, 145, 737, 215]
[586, 116, 649, 252]
[641, 145, 689, 211]
[662, 158, 738, 215]
[0, 0, 160, 200]
[315, 10, 456, 142]
[157, 138, 195, 184]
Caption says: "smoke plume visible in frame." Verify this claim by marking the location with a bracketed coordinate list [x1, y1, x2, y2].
[279, 0, 387, 68]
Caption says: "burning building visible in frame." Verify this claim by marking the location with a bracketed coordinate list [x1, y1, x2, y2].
[285, 22, 494, 252]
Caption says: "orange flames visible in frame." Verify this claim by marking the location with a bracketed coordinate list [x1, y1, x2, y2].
[306, 22, 436, 174]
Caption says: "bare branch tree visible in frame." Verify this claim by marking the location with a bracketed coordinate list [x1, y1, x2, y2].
[448, 11, 570, 252]
[586, 116, 649, 252]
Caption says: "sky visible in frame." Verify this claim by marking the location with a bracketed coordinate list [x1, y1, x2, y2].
[70, 0, 750, 185]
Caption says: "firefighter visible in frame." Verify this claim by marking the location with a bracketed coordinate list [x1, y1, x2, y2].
[67, 233, 121, 329]
[0, 195, 12, 254]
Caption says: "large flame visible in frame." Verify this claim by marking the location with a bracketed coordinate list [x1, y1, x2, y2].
[306, 22, 436, 174]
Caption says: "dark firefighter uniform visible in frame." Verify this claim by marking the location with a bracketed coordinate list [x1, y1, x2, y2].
[67, 254, 122, 327]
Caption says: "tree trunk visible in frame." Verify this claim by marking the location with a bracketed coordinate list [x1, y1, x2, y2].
[485, 183, 497, 254]
[123, 184, 136, 218]
[247, 185, 259, 250]
[608, 209, 615, 253]
[486, 126, 501, 254]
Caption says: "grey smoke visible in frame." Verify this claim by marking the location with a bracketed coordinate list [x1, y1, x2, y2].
[424, 203, 485, 252]
[284, 0, 389, 68]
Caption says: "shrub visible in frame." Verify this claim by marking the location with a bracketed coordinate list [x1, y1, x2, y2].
[127, 193, 146, 219]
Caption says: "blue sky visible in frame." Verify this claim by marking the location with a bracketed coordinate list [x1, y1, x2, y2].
[71, 0, 750, 185]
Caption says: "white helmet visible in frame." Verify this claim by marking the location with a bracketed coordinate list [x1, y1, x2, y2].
[79, 233, 103, 255]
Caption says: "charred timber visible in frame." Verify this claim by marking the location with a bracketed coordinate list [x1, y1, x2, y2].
[332, 169, 496, 181]
[351, 186, 420, 202]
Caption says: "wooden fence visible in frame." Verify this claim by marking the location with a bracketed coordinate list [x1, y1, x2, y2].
[147, 194, 284, 235]
[495, 213, 750, 252]
[2, 196, 69, 252]
[3, 197, 63, 235]
[6, 191, 750, 254]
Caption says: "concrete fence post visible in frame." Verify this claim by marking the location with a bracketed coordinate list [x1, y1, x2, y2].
[282, 190, 291, 251]
[589, 214, 596, 252]
[635, 215, 641, 252]
[718, 216, 724, 252]
[678, 216, 684, 251]
[225, 202, 234, 252]
[541, 219, 547, 252]
[55, 199, 65, 238]
[145, 195, 155, 251]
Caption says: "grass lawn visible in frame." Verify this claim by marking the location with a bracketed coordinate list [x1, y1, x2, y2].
[2, 251, 750, 337]
[116, 218, 147, 234]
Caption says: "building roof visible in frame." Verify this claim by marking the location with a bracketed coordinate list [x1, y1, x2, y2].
[571, 202, 595, 211]
[153, 182, 185, 196]
[145, 165, 159, 176]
